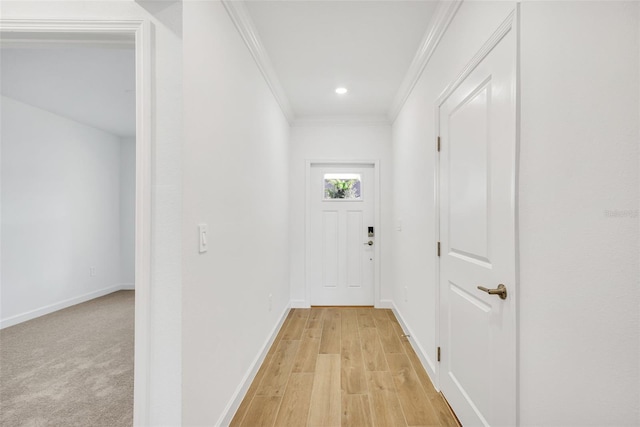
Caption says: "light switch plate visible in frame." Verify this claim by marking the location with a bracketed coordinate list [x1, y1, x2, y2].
[198, 223, 208, 253]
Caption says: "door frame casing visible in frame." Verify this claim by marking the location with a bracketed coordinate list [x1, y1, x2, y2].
[304, 159, 382, 308]
[0, 19, 152, 426]
[433, 6, 520, 420]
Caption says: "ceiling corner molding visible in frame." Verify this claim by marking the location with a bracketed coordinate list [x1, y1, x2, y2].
[222, 1, 296, 124]
[292, 115, 391, 128]
[387, 0, 463, 123]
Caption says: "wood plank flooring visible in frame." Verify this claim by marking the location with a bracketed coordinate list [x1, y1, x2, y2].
[231, 307, 460, 427]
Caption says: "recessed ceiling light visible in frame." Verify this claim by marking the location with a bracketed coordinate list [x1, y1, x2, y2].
[335, 87, 348, 95]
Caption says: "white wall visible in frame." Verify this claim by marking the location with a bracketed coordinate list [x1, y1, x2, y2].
[182, 1, 291, 425]
[391, 0, 516, 379]
[1, 96, 122, 325]
[289, 124, 393, 306]
[392, 0, 639, 425]
[518, 2, 639, 425]
[0, 2, 183, 424]
[120, 137, 135, 286]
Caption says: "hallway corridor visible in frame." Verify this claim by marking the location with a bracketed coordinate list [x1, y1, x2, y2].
[231, 307, 459, 426]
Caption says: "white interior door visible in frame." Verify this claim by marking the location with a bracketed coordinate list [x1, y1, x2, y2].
[438, 17, 517, 427]
[309, 164, 375, 306]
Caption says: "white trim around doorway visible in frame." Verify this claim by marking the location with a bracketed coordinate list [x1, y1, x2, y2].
[0, 19, 152, 426]
[303, 159, 382, 308]
[432, 7, 520, 413]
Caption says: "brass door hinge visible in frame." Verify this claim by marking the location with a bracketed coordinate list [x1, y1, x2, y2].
[437, 241, 441, 257]
[437, 136, 441, 152]
[437, 346, 441, 362]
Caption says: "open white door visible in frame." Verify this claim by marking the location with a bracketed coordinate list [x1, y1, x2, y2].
[308, 163, 375, 306]
[438, 13, 517, 427]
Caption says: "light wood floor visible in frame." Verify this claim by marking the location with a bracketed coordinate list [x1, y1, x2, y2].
[230, 307, 460, 427]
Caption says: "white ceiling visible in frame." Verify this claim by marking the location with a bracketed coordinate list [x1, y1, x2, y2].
[0, 2, 437, 131]
[244, 0, 438, 120]
[1, 46, 136, 137]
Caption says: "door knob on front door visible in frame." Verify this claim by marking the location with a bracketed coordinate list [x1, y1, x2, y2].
[364, 240, 374, 246]
[477, 284, 507, 300]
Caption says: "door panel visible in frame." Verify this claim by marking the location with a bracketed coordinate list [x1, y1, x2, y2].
[449, 81, 490, 264]
[449, 282, 491, 417]
[346, 210, 363, 288]
[438, 15, 517, 427]
[309, 164, 374, 305]
[322, 211, 339, 288]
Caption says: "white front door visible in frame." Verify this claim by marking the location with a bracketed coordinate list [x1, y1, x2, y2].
[438, 15, 517, 427]
[308, 164, 375, 306]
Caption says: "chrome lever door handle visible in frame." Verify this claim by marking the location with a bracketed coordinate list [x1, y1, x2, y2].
[477, 284, 507, 300]
[363, 241, 374, 246]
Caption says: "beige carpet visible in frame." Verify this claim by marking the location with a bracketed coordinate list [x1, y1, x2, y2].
[0, 291, 134, 427]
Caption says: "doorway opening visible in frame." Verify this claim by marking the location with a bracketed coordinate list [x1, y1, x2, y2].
[0, 20, 151, 426]
[434, 11, 518, 426]
[305, 161, 381, 307]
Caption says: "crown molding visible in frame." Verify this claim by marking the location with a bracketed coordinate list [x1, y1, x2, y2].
[292, 115, 391, 128]
[222, 0, 296, 124]
[436, 9, 515, 107]
[387, 0, 463, 123]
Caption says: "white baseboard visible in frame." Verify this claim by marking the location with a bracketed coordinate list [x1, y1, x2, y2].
[0, 284, 134, 329]
[217, 303, 291, 427]
[391, 301, 439, 390]
[119, 283, 135, 290]
[290, 299, 309, 308]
